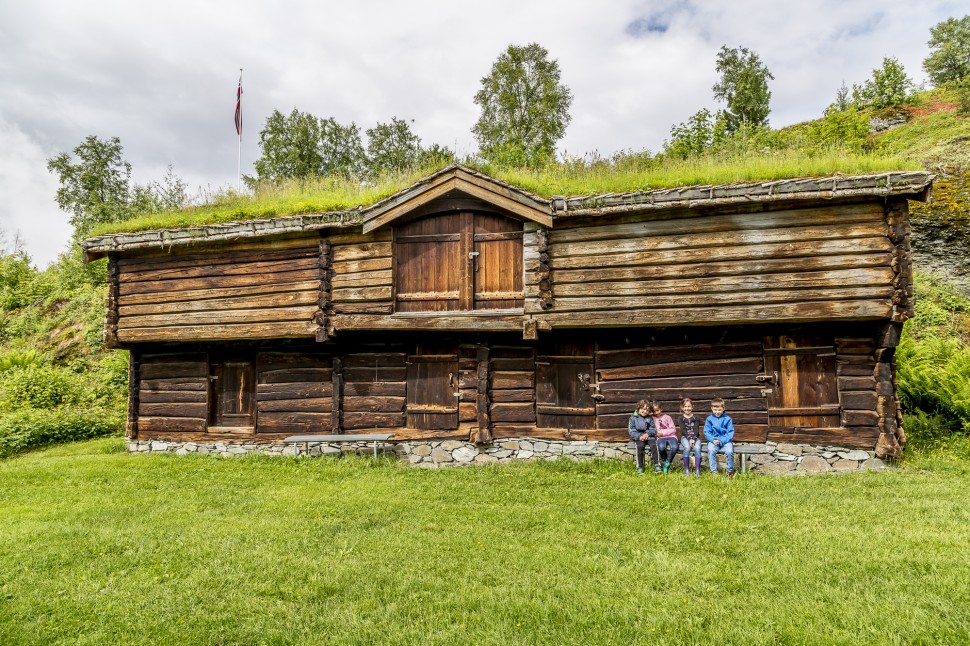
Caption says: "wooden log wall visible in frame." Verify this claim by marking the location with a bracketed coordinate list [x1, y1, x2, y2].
[341, 346, 407, 432]
[594, 339, 768, 443]
[138, 352, 208, 433]
[329, 229, 394, 316]
[129, 326, 889, 450]
[105, 254, 120, 349]
[116, 238, 322, 343]
[255, 351, 333, 434]
[529, 202, 896, 326]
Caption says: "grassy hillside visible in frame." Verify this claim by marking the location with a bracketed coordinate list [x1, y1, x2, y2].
[0, 250, 125, 457]
[1, 440, 968, 645]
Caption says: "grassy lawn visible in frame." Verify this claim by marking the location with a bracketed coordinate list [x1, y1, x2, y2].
[1, 438, 969, 645]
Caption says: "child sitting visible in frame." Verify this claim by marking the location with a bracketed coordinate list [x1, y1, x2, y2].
[627, 399, 657, 474]
[651, 401, 679, 475]
[678, 397, 702, 477]
[704, 396, 736, 478]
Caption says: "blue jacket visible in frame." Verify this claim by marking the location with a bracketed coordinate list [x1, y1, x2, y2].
[628, 413, 656, 441]
[704, 414, 735, 444]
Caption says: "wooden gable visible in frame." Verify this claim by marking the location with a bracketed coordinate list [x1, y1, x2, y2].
[360, 165, 552, 234]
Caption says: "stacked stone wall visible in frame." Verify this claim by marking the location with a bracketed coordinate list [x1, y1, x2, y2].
[127, 439, 889, 473]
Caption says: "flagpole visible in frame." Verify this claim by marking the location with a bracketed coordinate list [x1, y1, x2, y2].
[237, 68, 242, 191]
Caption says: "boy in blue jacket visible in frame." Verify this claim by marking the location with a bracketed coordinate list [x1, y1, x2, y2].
[704, 397, 735, 477]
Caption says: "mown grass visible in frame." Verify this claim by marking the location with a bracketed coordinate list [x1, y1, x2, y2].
[90, 150, 919, 238]
[1, 437, 968, 645]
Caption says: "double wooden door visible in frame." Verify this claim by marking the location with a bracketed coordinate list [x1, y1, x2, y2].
[395, 211, 523, 312]
[535, 340, 596, 430]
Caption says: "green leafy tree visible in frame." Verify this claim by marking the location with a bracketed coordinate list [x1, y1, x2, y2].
[319, 118, 367, 178]
[473, 43, 573, 168]
[712, 45, 774, 132]
[663, 108, 728, 157]
[254, 109, 324, 181]
[366, 117, 423, 176]
[923, 15, 970, 86]
[46, 135, 132, 240]
[420, 143, 457, 167]
[852, 57, 913, 108]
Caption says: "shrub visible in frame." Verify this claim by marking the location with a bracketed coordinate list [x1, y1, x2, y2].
[0, 364, 83, 410]
[0, 407, 122, 458]
[852, 57, 914, 109]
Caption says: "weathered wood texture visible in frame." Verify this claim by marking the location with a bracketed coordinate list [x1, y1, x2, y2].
[137, 352, 208, 433]
[130, 325, 888, 450]
[531, 203, 896, 327]
[105, 254, 121, 348]
[256, 351, 333, 433]
[117, 240, 321, 342]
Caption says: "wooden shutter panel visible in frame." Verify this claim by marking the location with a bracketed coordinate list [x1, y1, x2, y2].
[763, 335, 839, 429]
[406, 343, 459, 430]
[536, 340, 596, 430]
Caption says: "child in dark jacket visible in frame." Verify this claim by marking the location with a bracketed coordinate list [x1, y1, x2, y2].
[628, 399, 657, 474]
[678, 397, 702, 476]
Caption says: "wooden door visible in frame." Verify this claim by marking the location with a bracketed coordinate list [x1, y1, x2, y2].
[395, 213, 462, 312]
[536, 340, 596, 430]
[474, 213, 523, 309]
[406, 343, 459, 430]
[209, 353, 255, 430]
[395, 211, 522, 312]
[763, 335, 839, 429]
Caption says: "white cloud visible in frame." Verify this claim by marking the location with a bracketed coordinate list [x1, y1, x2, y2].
[0, 118, 73, 267]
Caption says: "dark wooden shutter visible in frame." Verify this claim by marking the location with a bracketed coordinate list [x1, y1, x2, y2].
[763, 335, 839, 429]
[536, 340, 596, 430]
[209, 353, 256, 430]
[406, 343, 459, 430]
[473, 213, 523, 310]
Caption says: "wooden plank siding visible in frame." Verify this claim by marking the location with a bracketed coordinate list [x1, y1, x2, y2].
[116, 238, 322, 342]
[531, 202, 895, 328]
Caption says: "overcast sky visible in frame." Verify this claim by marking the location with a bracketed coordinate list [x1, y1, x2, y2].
[0, 0, 963, 266]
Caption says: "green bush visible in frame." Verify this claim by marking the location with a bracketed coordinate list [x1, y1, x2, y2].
[0, 407, 122, 458]
[0, 364, 83, 410]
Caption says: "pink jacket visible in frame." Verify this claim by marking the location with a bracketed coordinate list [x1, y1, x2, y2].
[653, 414, 677, 439]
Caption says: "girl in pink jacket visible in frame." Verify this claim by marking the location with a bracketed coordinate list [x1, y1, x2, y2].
[650, 401, 679, 475]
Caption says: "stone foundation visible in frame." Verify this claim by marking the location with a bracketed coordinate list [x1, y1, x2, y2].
[127, 439, 889, 474]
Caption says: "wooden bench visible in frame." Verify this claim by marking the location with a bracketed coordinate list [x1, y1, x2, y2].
[626, 441, 748, 472]
[282, 434, 394, 460]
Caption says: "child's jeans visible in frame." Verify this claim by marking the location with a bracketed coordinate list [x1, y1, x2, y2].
[657, 437, 678, 463]
[707, 440, 735, 473]
[681, 436, 701, 460]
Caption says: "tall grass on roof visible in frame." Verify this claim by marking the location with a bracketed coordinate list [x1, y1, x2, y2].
[88, 163, 451, 238]
[492, 146, 917, 197]
[90, 145, 919, 238]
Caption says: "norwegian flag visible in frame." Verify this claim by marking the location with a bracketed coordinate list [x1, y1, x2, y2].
[234, 73, 243, 136]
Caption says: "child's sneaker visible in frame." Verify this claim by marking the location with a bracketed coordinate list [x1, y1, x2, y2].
[728, 471, 735, 479]
[636, 468, 644, 474]
[654, 464, 662, 474]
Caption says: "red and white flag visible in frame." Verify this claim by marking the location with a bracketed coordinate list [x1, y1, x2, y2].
[234, 73, 243, 136]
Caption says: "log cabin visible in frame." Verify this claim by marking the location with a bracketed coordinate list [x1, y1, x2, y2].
[83, 165, 933, 462]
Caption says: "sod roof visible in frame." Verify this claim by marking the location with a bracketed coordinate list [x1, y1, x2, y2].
[83, 165, 933, 261]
